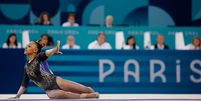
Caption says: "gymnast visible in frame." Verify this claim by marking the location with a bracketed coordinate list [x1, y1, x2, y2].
[9, 39, 99, 99]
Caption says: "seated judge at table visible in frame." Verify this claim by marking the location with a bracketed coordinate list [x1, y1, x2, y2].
[154, 34, 169, 50]
[62, 13, 79, 27]
[189, 36, 201, 50]
[62, 35, 80, 49]
[104, 15, 113, 27]
[88, 33, 112, 49]
[125, 36, 139, 50]
[2, 33, 21, 49]
[36, 12, 53, 25]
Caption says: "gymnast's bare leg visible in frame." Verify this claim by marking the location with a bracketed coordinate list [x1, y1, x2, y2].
[56, 77, 94, 93]
[46, 41, 98, 99]
[45, 77, 99, 99]
[46, 89, 98, 99]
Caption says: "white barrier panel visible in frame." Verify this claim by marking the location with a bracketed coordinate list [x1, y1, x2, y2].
[22, 30, 30, 48]
[144, 32, 154, 50]
[115, 31, 125, 49]
[175, 32, 191, 50]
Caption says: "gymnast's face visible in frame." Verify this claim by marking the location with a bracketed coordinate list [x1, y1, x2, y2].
[24, 42, 38, 55]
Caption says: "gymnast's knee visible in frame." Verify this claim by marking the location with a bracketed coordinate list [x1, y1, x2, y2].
[86, 87, 94, 93]
[47, 94, 55, 99]
[47, 92, 67, 99]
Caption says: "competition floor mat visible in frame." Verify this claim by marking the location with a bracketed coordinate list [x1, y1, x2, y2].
[2, 99, 201, 101]
[1, 94, 201, 100]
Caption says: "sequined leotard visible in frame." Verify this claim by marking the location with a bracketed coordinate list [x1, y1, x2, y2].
[21, 52, 61, 91]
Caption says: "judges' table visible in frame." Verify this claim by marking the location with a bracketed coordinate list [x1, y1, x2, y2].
[0, 49, 200, 94]
[0, 25, 201, 49]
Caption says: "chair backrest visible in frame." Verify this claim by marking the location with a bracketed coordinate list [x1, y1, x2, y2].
[115, 31, 125, 49]
[144, 32, 154, 50]
[175, 32, 190, 50]
[22, 30, 30, 48]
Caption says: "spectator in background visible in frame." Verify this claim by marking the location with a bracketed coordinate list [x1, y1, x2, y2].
[36, 12, 53, 25]
[62, 35, 80, 49]
[189, 36, 201, 50]
[41, 34, 54, 47]
[154, 34, 169, 50]
[2, 33, 21, 48]
[125, 36, 139, 50]
[62, 13, 79, 27]
[88, 33, 112, 49]
[104, 15, 113, 27]
[48, 36, 54, 46]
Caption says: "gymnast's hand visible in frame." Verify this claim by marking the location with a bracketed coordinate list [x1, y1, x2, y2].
[8, 96, 19, 99]
[45, 40, 62, 57]
[54, 40, 62, 54]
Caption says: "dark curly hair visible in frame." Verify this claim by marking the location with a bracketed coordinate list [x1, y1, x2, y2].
[34, 39, 45, 54]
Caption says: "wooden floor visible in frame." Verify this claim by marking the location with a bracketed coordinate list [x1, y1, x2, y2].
[0, 94, 201, 100]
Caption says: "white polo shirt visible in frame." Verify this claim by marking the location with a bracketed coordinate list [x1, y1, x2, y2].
[88, 40, 112, 49]
[62, 44, 80, 49]
[62, 22, 79, 27]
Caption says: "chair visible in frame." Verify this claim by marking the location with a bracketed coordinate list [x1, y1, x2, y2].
[22, 30, 30, 48]
[115, 31, 126, 49]
[144, 32, 154, 50]
[175, 32, 190, 50]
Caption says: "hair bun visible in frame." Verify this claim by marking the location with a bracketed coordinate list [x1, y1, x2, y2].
[36, 39, 45, 49]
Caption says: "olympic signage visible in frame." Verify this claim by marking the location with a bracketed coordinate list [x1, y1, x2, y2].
[47, 50, 201, 94]
[99, 59, 201, 83]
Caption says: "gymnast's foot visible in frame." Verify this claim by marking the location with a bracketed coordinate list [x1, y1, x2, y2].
[80, 92, 99, 99]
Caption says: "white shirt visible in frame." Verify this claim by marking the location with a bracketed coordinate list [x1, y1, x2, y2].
[2, 42, 21, 49]
[62, 22, 79, 27]
[43, 21, 51, 25]
[88, 40, 112, 49]
[106, 23, 112, 27]
[124, 45, 140, 50]
[157, 43, 164, 50]
[62, 44, 80, 49]
[189, 44, 200, 50]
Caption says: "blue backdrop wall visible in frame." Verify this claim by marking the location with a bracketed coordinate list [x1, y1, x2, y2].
[0, 0, 201, 26]
[0, 49, 201, 94]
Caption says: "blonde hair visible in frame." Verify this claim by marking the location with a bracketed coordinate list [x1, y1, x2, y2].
[105, 15, 113, 21]
[192, 36, 201, 49]
[67, 35, 75, 40]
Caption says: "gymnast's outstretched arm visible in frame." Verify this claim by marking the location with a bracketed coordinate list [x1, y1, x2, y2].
[8, 86, 27, 99]
[8, 69, 30, 99]
[45, 40, 62, 57]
